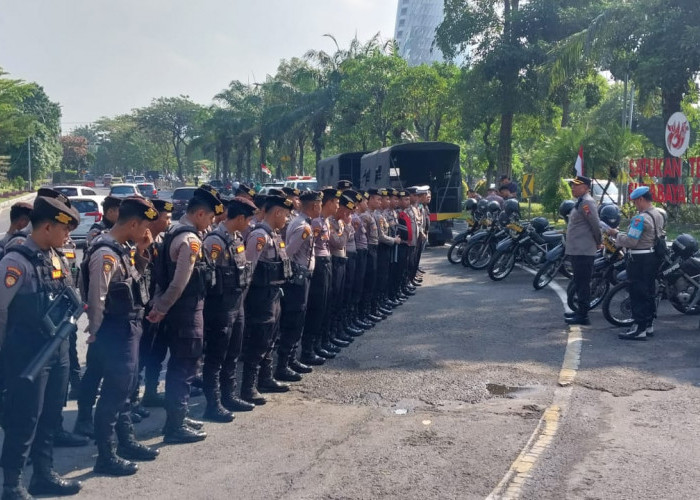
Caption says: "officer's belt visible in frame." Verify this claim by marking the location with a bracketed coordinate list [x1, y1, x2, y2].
[314, 256, 331, 262]
[629, 248, 654, 254]
[331, 255, 347, 263]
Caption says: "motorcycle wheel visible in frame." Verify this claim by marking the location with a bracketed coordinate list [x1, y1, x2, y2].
[533, 258, 561, 290]
[447, 241, 466, 264]
[567, 276, 610, 311]
[463, 240, 493, 270]
[602, 281, 634, 327]
[488, 249, 516, 281]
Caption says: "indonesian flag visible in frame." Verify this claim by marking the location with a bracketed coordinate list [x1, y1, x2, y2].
[261, 163, 272, 176]
[574, 146, 584, 176]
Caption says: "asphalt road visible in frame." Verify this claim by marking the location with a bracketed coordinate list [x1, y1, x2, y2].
[1, 204, 700, 498]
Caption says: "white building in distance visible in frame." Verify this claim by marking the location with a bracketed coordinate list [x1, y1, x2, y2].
[394, 0, 455, 66]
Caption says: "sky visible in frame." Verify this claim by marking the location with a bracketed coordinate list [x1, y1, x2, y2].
[0, 0, 397, 132]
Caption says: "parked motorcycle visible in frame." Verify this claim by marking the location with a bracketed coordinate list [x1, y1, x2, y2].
[461, 201, 507, 269]
[447, 199, 485, 264]
[532, 234, 573, 290]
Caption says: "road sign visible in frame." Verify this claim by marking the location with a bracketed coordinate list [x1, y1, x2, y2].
[522, 174, 535, 199]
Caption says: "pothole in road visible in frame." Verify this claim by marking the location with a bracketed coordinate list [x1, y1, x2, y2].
[486, 383, 524, 398]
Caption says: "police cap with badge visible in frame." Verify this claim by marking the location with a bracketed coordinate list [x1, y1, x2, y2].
[282, 186, 301, 198]
[191, 184, 224, 215]
[118, 196, 159, 221]
[321, 188, 342, 204]
[33, 195, 80, 228]
[299, 190, 323, 202]
[344, 190, 364, 204]
[570, 175, 592, 188]
[228, 196, 258, 218]
[265, 194, 294, 211]
[236, 183, 257, 198]
[337, 180, 353, 190]
[151, 199, 174, 214]
[339, 194, 357, 211]
[36, 188, 81, 230]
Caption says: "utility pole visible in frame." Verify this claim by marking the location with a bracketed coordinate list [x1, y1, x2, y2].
[27, 137, 32, 191]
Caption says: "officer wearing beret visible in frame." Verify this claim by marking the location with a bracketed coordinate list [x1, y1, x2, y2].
[360, 190, 382, 323]
[339, 190, 364, 338]
[147, 185, 224, 443]
[133, 198, 173, 410]
[337, 180, 353, 190]
[348, 192, 372, 332]
[327, 194, 355, 348]
[202, 197, 257, 421]
[85, 197, 159, 475]
[241, 195, 293, 404]
[276, 190, 322, 380]
[235, 183, 257, 201]
[370, 189, 398, 318]
[606, 186, 665, 340]
[87, 195, 122, 246]
[565, 176, 602, 326]
[0, 196, 82, 499]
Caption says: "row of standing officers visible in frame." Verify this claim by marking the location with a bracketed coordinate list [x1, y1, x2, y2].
[0, 181, 431, 499]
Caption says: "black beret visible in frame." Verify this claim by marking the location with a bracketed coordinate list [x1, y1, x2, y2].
[119, 196, 158, 221]
[398, 190, 409, 197]
[102, 195, 122, 210]
[362, 191, 370, 200]
[390, 188, 399, 197]
[299, 190, 323, 202]
[266, 188, 285, 197]
[151, 199, 174, 213]
[253, 194, 268, 209]
[367, 188, 380, 196]
[339, 195, 357, 210]
[344, 190, 364, 203]
[36, 188, 72, 208]
[33, 196, 79, 227]
[228, 196, 258, 217]
[337, 180, 353, 190]
[321, 188, 343, 202]
[379, 188, 390, 197]
[193, 184, 224, 215]
[406, 187, 418, 195]
[265, 195, 294, 210]
[282, 186, 301, 197]
[236, 183, 257, 197]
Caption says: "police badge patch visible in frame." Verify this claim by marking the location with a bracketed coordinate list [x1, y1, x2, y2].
[256, 236, 266, 251]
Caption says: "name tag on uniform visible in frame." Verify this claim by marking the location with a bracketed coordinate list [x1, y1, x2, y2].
[628, 215, 644, 240]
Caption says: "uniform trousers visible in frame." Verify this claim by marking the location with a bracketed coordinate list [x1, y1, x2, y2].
[362, 245, 378, 311]
[302, 257, 332, 351]
[137, 316, 168, 395]
[344, 252, 357, 303]
[278, 278, 311, 355]
[329, 256, 347, 333]
[375, 244, 391, 302]
[93, 315, 141, 443]
[570, 255, 594, 316]
[203, 293, 245, 394]
[352, 250, 368, 304]
[1, 332, 68, 479]
[627, 252, 659, 328]
[242, 285, 282, 370]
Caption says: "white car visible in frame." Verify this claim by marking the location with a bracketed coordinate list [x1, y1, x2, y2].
[54, 185, 99, 197]
[134, 175, 146, 183]
[109, 183, 141, 198]
[69, 195, 105, 244]
[284, 176, 317, 191]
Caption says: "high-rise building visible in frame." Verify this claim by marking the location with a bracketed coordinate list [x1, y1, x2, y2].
[394, 0, 449, 66]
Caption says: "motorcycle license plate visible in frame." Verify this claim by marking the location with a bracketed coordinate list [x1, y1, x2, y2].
[506, 223, 523, 233]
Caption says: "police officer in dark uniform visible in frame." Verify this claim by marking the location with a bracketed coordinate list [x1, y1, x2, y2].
[565, 176, 602, 326]
[606, 186, 665, 340]
[84, 197, 159, 475]
[86, 195, 122, 246]
[134, 199, 173, 409]
[202, 197, 257, 422]
[276, 190, 322, 380]
[0, 196, 82, 499]
[147, 185, 224, 444]
[241, 194, 293, 405]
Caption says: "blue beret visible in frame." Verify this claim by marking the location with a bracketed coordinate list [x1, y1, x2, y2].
[630, 186, 650, 200]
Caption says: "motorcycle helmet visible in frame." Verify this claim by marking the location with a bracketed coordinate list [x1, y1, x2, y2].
[504, 198, 520, 216]
[531, 216, 549, 233]
[498, 211, 510, 225]
[487, 200, 501, 213]
[672, 234, 698, 259]
[559, 200, 575, 220]
[476, 199, 489, 214]
[599, 204, 621, 229]
[464, 198, 478, 212]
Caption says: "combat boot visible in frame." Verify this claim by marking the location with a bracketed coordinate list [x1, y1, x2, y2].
[240, 364, 267, 405]
[94, 440, 138, 476]
[140, 387, 165, 408]
[314, 338, 336, 359]
[54, 426, 89, 448]
[274, 350, 303, 382]
[28, 469, 81, 497]
[258, 359, 290, 393]
[163, 408, 207, 444]
[203, 387, 235, 423]
[72, 406, 94, 438]
[300, 345, 325, 366]
[220, 378, 255, 412]
[288, 356, 313, 374]
[116, 414, 159, 461]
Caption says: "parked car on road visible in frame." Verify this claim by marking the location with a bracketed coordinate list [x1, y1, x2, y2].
[137, 182, 159, 199]
[69, 195, 105, 245]
[54, 185, 98, 197]
[258, 182, 285, 195]
[170, 187, 197, 219]
[125, 175, 135, 184]
[102, 174, 113, 187]
[109, 183, 141, 198]
[134, 175, 146, 184]
[284, 176, 317, 191]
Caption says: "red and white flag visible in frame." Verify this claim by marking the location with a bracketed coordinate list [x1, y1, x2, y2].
[574, 146, 584, 176]
[261, 163, 271, 176]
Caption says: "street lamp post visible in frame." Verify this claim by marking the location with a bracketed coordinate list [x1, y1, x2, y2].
[27, 137, 32, 191]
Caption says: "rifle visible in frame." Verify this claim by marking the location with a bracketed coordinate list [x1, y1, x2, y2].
[20, 286, 85, 384]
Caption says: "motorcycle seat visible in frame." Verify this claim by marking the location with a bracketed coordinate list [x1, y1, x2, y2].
[542, 232, 564, 244]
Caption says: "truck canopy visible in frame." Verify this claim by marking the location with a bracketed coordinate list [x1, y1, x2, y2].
[316, 151, 368, 189]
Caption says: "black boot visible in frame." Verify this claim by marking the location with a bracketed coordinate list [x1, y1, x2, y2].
[288, 347, 312, 374]
[220, 378, 255, 412]
[300, 345, 325, 366]
[54, 426, 89, 448]
[72, 406, 94, 438]
[240, 364, 267, 405]
[28, 469, 81, 497]
[203, 386, 235, 423]
[258, 358, 290, 393]
[314, 338, 336, 359]
[94, 440, 139, 476]
[274, 350, 302, 382]
[163, 407, 207, 444]
[116, 414, 159, 461]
